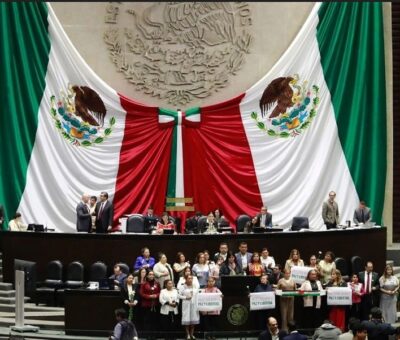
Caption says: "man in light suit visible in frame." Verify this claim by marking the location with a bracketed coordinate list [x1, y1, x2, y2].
[358, 261, 380, 321]
[255, 206, 273, 228]
[76, 193, 91, 232]
[353, 201, 372, 224]
[322, 191, 339, 229]
[235, 241, 253, 273]
[94, 192, 114, 234]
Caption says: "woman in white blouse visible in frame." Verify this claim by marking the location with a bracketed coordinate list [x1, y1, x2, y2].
[8, 212, 27, 231]
[159, 279, 179, 340]
[153, 253, 174, 290]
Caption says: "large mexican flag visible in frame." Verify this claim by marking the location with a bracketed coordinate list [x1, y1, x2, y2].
[0, 2, 386, 232]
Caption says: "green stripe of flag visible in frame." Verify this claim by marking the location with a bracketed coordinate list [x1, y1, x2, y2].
[317, 3, 386, 224]
[0, 3, 50, 228]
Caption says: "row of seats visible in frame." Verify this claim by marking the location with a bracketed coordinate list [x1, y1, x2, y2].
[125, 214, 309, 233]
[35, 260, 127, 306]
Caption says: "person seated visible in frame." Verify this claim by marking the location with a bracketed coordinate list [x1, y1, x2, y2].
[255, 206, 273, 229]
[133, 247, 155, 273]
[109, 264, 127, 288]
[203, 211, 218, 234]
[312, 320, 341, 340]
[143, 205, 159, 232]
[8, 212, 28, 231]
[283, 320, 308, 340]
[245, 216, 258, 233]
[185, 211, 203, 234]
[254, 274, 273, 293]
[258, 317, 287, 340]
[353, 201, 372, 225]
[361, 307, 398, 340]
[214, 208, 228, 226]
[153, 212, 176, 235]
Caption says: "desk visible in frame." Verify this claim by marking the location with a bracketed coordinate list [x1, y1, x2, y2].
[0, 228, 386, 283]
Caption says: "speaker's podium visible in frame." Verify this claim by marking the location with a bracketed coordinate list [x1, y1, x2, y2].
[165, 197, 194, 234]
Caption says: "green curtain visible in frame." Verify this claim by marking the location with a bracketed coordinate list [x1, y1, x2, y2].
[317, 3, 386, 224]
[0, 3, 50, 228]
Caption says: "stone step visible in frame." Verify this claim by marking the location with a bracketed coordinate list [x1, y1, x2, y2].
[0, 290, 15, 297]
[0, 327, 106, 340]
[0, 283, 13, 291]
[0, 316, 64, 330]
[0, 296, 29, 305]
[0, 311, 64, 321]
[0, 303, 63, 313]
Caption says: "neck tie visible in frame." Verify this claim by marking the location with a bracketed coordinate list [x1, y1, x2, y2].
[366, 272, 371, 293]
[99, 203, 105, 218]
[361, 209, 365, 223]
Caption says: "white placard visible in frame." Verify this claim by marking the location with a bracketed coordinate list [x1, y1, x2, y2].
[290, 266, 312, 284]
[327, 287, 352, 306]
[197, 292, 222, 312]
[249, 292, 276, 310]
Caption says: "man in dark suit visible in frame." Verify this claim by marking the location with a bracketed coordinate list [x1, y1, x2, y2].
[255, 206, 273, 228]
[361, 307, 397, 340]
[258, 317, 287, 340]
[353, 200, 372, 224]
[76, 193, 92, 232]
[94, 192, 114, 233]
[143, 206, 159, 233]
[235, 241, 253, 273]
[282, 321, 307, 340]
[358, 261, 380, 320]
[185, 211, 202, 234]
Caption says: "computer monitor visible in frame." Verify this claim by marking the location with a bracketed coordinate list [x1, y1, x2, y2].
[14, 259, 37, 296]
[34, 224, 45, 232]
[163, 228, 175, 235]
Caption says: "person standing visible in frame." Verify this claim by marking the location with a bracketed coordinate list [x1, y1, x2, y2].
[121, 273, 139, 322]
[318, 251, 336, 287]
[379, 264, 399, 324]
[358, 261, 379, 321]
[326, 269, 348, 331]
[277, 269, 296, 333]
[348, 274, 364, 320]
[200, 277, 222, 340]
[109, 308, 138, 340]
[179, 275, 200, 340]
[89, 195, 97, 232]
[235, 242, 253, 273]
[353, 201, 372, 224]
[76, 193, 91, 232]
[94, 192, 114, 233]
[322, 191, 339, 229]
[159, 279, 179, 340]
[153, 253, 174, 290]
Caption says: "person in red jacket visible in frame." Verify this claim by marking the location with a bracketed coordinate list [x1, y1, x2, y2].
[139, 270, 161, 339]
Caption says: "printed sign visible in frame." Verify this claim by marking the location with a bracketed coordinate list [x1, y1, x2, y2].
[327, 287, 352, 306]
[249, 292, 276, 310]
[291, 266, 312, 284]
[197, 292, 222, 312]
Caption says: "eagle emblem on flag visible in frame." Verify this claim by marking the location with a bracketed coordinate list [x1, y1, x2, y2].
[251, 74, 319, 138]
[49, 84, 116, 147]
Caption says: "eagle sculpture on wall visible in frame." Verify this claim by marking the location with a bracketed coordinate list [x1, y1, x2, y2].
[260, 77, 294, 118]
[71, 85, 107, 127]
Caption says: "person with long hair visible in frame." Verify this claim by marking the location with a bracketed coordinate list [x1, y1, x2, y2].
[277, 268, 296, 333]
[219, 251, 243, 276]
[173, 252, 191, 284]
[178, 275, 200, 340]
[177, 267, 200, 290]
[299, 269, 324, 329]
[284, 249, 304, 272]
[134, 267, 148, 285]
[248, 252, 265, 277]
[139, 270, 161, 338]
[153, 212, 176, 235]
[191, 252, 210, 288]
[210, 255, 224, 288]
[159, 279, 179, 340]
[326, 269, 347, 331]
[121, 273, 140, 322]
[379, 264, 399, 323]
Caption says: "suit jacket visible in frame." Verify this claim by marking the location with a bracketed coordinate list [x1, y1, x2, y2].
[353, 207, 372, 224]
[76, 202, 91, 232]
[282, 332, 308, 340]
[95, 200, 114, 233]
[235, 252, 253, 272]
[322, 200, 339, 224]
[358, 270, 379, 293]
[255, 213, 272, 228]
[258, 329, 287, 340]
[361, 319, 397, 340]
